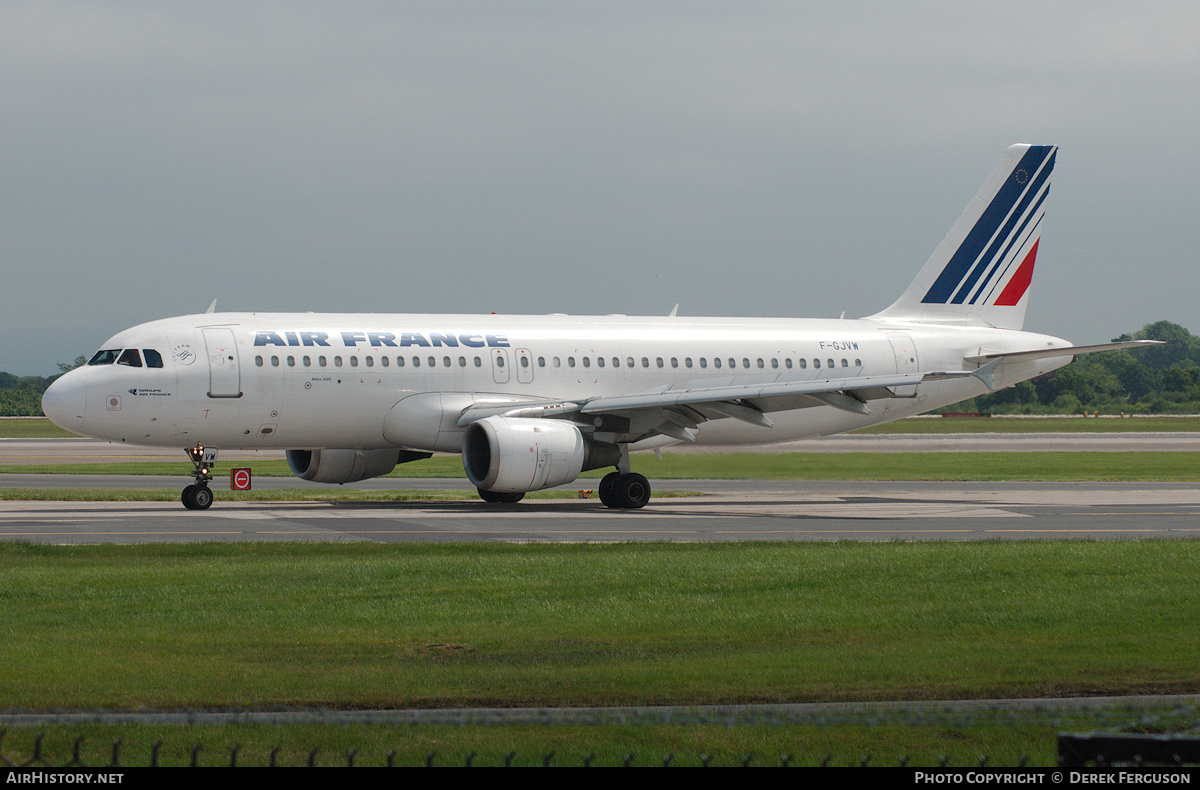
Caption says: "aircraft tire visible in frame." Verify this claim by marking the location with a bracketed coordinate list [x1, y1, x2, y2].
[598, 472, 620, 508]
[181, 485, 197, 509]
[614, 473, 651, 509]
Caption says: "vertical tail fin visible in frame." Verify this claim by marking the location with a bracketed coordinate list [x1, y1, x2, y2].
[867, 144, 1057, 330]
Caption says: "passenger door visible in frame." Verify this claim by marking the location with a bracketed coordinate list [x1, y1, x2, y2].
[202, 327, 242, 398]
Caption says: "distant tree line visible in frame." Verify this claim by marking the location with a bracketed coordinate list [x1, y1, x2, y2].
[1, 325, 1196, 417]
[0, 357, 85, 417]
[942, 321, 1200, 415]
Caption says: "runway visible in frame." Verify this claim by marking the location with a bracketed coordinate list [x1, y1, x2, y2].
[2, 479, 1199, 544]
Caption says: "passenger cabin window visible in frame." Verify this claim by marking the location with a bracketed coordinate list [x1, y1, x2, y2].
[88, 349, 121, 366]
[117, 349, 142, 367]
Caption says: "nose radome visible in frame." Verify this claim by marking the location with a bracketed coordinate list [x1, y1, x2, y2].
[42, 373, 87, 434]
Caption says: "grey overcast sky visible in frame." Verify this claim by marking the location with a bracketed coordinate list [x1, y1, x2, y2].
[3, 1, 1198, 375]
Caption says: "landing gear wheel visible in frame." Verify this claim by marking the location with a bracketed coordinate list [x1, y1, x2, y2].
[599, 472, 652, 509]
[478, 488, 525, 504]
[598, 472, 620, 508]
[182, 484, 213, 510]
[614, 473, 651, 509]
[191, 485, 213, 510]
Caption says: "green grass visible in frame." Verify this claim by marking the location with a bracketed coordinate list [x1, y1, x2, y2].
[0, 417, 78, 438]
[4, 451, 1197, 482]
[3, 541, 1198, 711]
[0, 722, 1058, 767]
[3, 540, 1197, 766]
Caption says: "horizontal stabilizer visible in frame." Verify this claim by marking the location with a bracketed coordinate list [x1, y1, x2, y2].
[963, 340, 1162, 364]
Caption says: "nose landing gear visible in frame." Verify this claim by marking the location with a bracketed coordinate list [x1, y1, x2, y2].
[182, 444, 215, 510]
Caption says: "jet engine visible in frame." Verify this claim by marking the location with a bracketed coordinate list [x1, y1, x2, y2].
[286, 448, 401, 484]
[462, 416, 619, 493]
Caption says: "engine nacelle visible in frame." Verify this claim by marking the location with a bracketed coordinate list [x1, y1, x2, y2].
[286, 448, 401, 484]
[462, 416, 619, 493]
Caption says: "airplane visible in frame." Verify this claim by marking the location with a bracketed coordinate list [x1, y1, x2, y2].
[41, 144, 1158, 510]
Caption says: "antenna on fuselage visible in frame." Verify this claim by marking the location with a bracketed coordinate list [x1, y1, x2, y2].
[205, 299, 217, 314]
[668, 304, 679, 318]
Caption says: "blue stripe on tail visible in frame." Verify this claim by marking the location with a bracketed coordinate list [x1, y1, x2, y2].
[921, 146, 1056, 305]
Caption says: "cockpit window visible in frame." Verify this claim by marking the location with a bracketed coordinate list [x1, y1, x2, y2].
[143, 349, 164, 368]
[88, 349, 121, 365]
[117, 349, 143, 367]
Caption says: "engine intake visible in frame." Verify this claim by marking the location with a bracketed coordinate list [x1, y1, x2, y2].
[462, 416, 619, 493]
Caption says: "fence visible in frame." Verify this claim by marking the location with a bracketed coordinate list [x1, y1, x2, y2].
[2, 700, 1200, 768]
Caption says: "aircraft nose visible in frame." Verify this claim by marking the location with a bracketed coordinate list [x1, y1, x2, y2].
[42, 373, 87, 434]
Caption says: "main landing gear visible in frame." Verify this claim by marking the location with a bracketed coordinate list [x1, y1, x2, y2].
[597, 471, 651, 509]
[181, 444, 214, 510]
[595, 444, 650, 509]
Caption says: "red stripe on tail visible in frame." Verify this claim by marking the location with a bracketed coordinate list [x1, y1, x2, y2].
[994, 239, 1039, 307]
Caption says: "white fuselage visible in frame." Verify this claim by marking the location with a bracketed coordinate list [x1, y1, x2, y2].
[44, 312, 1073, 452]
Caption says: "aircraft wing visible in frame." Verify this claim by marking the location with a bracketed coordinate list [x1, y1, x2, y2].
[580, 371, 934, 417]
[456, 366, 999, 443]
